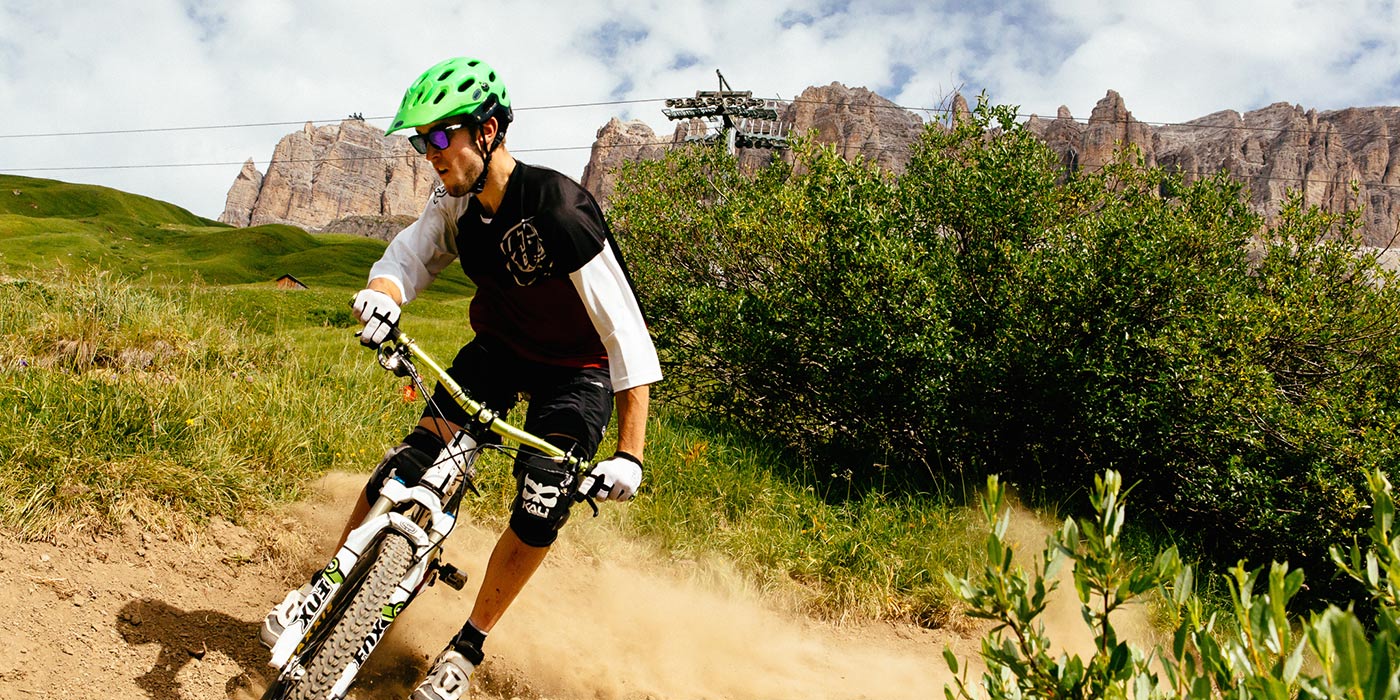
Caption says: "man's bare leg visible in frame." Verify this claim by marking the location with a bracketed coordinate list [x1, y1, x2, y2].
[467, 528, 549, 632]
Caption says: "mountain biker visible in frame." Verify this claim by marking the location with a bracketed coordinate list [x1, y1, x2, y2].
[259, 56, 662, 700]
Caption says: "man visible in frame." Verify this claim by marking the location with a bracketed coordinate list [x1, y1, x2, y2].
[260, 56, 661, 700]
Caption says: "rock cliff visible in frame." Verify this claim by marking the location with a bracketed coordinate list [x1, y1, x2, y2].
[219, 160, 262, 227]
[580, 117, 683, 208]
[217, 119, 436, 230]
[579, 83, 925, 208]
[220, 87, 1400, 245]
[779, 82, 926, 174]
[1025, 92, 1400, 244]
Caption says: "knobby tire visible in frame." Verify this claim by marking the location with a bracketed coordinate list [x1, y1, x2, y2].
[263, 533, 414, 700]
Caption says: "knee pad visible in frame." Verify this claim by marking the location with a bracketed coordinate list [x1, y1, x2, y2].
[364, 426, 443, 503]
[508, 446, 577, 548]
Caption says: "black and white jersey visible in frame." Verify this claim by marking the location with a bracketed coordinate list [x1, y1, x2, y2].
[368, 162, 662, 392]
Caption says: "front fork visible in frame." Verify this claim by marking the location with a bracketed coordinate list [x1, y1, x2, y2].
[267, 508, 437, 671]
[268, 434, 479, 673]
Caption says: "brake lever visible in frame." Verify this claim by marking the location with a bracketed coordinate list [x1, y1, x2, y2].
[571, 462, 601, 517]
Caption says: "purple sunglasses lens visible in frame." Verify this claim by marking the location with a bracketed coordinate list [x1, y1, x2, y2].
[428, 129, 453, 149]
[408, 127, 454, 154]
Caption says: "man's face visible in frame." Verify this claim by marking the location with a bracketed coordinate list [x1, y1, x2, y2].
[415, 118, 484, 197]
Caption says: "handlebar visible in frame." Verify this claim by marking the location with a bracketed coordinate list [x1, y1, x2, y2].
[373, 326, 596, 502]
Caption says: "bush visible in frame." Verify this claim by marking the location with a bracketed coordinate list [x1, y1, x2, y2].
[947, 469, 1400, 699]
[612, 127, 960, 482]
[610, 96, 1400, 603]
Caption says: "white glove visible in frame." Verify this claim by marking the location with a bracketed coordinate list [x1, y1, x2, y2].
[351, 289, 401, 347]
[579, 453, 643, 502]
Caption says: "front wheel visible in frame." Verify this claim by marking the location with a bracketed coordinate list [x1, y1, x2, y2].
[263, 533, 415, 700]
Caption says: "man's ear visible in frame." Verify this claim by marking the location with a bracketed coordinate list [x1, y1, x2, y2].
[480, 116, 500, 143]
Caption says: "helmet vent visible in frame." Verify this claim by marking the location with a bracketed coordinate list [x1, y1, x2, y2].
[457, 78, 477, 93]
[488, 71, 496, 82]
[467, 59, 480, 67]
[438, 69, 455, 81]
[433, 89, 446, 105]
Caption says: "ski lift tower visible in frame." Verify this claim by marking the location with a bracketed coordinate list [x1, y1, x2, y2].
[662, 70, 790, 155]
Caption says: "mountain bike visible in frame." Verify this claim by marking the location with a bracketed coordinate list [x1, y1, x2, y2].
[260, 325, 597, 700]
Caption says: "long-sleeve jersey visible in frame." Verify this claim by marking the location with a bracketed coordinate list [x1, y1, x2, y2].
[368, 162, 662, 392]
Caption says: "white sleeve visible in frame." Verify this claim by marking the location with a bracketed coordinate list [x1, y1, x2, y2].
[367, 193, 464, 303]
[570, 246, 662, 391]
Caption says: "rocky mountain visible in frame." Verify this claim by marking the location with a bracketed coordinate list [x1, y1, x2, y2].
[220, 85, 1400, 245]
[579, 117, 681, 209]
[580, 85, 1400, 245]
[217, 118, 435, 229]
[580, 83, 926, 206]
[1024, 90, 1400, 244]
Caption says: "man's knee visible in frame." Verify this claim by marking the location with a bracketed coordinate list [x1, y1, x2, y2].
[508, 438, 580, 547]
[509, 507, 568, 548]
[364, 426, 444, 503]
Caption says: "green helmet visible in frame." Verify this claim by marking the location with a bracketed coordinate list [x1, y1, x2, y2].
[387, 57, 513, 135]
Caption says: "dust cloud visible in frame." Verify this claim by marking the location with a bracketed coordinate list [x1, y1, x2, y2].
[291, 473, 1156, 700]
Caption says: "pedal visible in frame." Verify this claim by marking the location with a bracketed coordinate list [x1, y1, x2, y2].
[434, 562, 468, 591]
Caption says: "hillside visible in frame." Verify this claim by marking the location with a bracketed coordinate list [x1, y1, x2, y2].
[0, 174, 471, 296]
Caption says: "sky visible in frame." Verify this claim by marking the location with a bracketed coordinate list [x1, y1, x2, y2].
[2, 0, 1400, 220]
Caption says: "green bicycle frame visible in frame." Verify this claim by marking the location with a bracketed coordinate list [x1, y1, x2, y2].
[377, 328, 593, 484]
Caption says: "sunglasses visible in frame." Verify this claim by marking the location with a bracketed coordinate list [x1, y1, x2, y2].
[408, 122, 471, 154]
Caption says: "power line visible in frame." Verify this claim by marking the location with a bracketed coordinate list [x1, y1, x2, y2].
[0, 119, 362, 139]
[0, 98, 669, 139]
[1, 94, 1394, 192]
[0, 139, 688, 173]
[4, 92, 1394, 142]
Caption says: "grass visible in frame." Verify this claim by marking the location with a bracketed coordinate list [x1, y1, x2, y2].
[0, 174, 984, 626]
[0, 271, 416, 533]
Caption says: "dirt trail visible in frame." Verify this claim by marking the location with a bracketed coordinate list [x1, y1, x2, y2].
[0, 473, 1148, 700]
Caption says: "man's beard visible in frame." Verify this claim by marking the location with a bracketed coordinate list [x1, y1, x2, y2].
[441, 161, 484, 198]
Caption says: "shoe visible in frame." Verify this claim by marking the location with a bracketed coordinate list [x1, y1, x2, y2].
[259, 585, 308, 650]
[411, 648, 476, 700]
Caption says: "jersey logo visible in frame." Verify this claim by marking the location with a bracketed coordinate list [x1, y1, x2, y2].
[500, 217, 552, 286]
[429, 184, 448, 206]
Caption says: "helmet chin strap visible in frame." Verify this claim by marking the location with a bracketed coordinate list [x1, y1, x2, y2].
[468, 131, 506, 195]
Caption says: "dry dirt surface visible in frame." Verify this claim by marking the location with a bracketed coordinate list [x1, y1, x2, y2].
[0, 473, 1001, 700]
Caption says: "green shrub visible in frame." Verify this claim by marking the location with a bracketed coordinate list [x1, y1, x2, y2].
[610, 96, 1400, 603]
[612, 131, 960, 481]
[947, 469, 1400, 699]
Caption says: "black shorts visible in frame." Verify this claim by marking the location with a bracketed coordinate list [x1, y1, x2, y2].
[424, 335, 613, 545]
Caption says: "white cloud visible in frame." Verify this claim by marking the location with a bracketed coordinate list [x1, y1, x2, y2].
[2, 0, 1400, 219]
